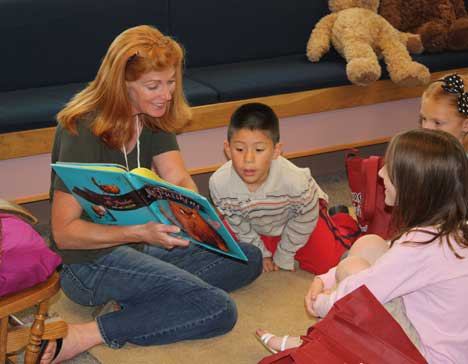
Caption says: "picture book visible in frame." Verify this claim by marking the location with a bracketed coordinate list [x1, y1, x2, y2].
[51, 162, 247, 261]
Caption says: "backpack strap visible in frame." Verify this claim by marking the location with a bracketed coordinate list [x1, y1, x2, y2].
[318, 202, 359, 250]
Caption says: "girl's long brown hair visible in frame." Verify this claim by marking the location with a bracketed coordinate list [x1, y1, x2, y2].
[387, 129, 468, 257]
[57, 25, 192, 149]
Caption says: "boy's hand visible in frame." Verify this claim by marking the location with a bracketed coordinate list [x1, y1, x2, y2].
[263, 257, 280, 272]
[305, 277, 324, 316]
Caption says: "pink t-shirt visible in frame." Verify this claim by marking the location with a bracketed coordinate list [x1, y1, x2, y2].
[315, 228, 468, 364]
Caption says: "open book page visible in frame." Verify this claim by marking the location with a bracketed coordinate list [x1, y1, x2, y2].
[51, 163, 247, 261]
[52, 163, 158, 225]
[128, 169, 248, 261]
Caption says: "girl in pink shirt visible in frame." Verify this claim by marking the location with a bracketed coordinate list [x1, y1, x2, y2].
[257, 129, 468, 364]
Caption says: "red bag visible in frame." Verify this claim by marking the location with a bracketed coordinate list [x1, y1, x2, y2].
[261, 200, 360, 274]
[259, 285, 427, 364]
[345, 149, 393, 239]
[223, 199, 360, 274]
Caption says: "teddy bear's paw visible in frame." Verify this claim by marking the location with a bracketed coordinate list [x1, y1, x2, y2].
[418, 22, 448, 53]
[346, 58, 381, 86]
[406, 34, 424, 54]
[391, 62, 430, 87]
[448, 18, 468, 51]
[306, 46, 327, 62]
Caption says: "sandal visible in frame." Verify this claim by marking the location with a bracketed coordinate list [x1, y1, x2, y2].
[256, 331, 290, 354]
[36, 337, 63, 364]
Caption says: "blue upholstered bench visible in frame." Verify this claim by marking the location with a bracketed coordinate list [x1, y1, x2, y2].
[1, 0, 468, 161]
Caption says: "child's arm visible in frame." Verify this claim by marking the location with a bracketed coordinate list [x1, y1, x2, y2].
[223, 213, 271, 256]
[221, 213, 277, 272]
[273, 177, 322, 270]
[312, 231, 439, 317]
[318, 267, 337, 289]
[305, 276, 324, 316]
[304, 267, 337, 316]
[209, 177, 272, 260]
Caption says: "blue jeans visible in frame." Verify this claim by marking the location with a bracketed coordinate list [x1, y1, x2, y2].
[59, 243, 262, 348]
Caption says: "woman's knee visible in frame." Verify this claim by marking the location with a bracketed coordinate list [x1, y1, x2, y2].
[216, 295, 238, 334]
[197, 289, 238, 337]
[60, 264, 97, 306]
[241, 243, 263, 275]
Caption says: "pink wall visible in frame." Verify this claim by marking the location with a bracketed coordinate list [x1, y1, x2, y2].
[0, 98, 421, 202]
[179, 98, 420, 168]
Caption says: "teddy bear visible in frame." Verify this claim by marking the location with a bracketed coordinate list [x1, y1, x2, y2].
[379, 0, 468, 53]
[307, 0, 431, 87]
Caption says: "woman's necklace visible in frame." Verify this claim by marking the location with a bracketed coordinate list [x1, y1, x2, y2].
[122, 115, 141, 170]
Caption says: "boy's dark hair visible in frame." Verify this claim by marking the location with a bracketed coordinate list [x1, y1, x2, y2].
[227, 103, 280, 143]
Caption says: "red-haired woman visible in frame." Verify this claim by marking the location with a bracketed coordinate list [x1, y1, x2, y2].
[43, 25, 262, 363]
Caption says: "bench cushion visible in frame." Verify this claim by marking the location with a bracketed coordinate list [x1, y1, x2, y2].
[413, 51, 468, 73]
[187, 51, 468, 102]
[186, 53, 347, 101]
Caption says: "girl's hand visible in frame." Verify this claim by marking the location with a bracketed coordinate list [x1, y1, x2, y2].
[139, 222, 189, 249]
[263, 257, 280, 272]
[305, 277, 324, 316]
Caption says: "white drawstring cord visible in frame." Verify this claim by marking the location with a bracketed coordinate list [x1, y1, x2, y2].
[122, 115, 141, 170]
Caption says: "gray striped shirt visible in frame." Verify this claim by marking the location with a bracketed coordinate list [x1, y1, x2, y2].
[209, 156, 327, 270]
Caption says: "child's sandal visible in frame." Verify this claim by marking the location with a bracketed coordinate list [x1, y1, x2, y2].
[256, 332, 290, 354]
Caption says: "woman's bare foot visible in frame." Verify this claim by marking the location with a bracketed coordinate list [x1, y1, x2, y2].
[256, 329, 302, 353]
[38, 321, 104, 364]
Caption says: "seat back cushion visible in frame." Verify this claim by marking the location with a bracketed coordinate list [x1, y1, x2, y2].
[169, 0, 329, 67]
[1, 0, 170, 92]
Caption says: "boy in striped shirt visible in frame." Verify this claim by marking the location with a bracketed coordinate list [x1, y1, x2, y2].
[209, 103, 356, 273]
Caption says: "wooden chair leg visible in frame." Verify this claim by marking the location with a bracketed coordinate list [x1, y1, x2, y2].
[24, 301, 49, 364]
[7, 319, 67, 355]
[7, 353, 18, 363]
[1, 316, 9, 364]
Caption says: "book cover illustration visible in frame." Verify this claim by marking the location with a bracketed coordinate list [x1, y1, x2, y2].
[51, 162, 247, 261]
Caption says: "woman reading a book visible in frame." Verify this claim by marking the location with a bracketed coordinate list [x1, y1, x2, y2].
[42, 25, 262, 363]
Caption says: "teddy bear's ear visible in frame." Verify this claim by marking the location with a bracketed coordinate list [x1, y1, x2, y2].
[329, 0, 379, 13]
[329, 0, 352, 12]
[360, 0, 379, 12]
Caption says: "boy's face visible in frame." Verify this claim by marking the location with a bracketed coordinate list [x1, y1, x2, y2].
[224, 129, 282, 192]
